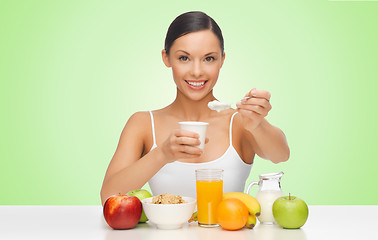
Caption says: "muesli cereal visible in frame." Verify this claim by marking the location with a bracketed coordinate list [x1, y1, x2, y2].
[152, 193, 186, 204]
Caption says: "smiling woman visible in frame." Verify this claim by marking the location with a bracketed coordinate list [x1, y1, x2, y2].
[162, 29, 225, 101]
[100, 11, 289, 205]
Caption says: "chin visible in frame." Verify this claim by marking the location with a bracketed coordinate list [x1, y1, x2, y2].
[186, 92, 212, 102]
[181, 87, 215, 102]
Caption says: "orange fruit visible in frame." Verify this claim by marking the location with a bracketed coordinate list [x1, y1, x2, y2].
[216, 198, 249, 230]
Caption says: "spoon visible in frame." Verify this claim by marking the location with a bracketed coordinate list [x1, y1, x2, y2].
[208, 97, 252, 112]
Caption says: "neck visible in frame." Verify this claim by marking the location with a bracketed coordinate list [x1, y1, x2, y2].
[169, 89, 216, 121]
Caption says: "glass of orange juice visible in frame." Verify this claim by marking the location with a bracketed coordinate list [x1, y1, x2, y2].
[195, 169, 224, 227]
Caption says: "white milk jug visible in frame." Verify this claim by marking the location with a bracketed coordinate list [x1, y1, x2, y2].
[246, 172, 284, 224]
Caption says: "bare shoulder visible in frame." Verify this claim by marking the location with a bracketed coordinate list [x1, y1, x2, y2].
[102, 111, 151, 183]
[232, 112, 256, 164]
[127, 111, 150, 124]
[232, 112, 255, 144]
[119, 111, 152, 146]
[230, 111, 244, 132]
[123, 111, 150, 132]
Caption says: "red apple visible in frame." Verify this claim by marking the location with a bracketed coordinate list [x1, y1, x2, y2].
[103, 194, 142, 229]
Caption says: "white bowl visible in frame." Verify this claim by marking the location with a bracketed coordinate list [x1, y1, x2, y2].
[141, 196, 196, 230]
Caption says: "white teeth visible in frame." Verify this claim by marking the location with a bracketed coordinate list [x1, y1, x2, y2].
[187, 81, 205, 87]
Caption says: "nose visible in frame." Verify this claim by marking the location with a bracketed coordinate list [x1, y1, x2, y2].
[190, 60, 203, 78]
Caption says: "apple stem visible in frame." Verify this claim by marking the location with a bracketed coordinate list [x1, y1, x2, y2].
[289, 193, 291, 200]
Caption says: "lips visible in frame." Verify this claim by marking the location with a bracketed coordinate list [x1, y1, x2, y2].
[185, 80, 208, 90]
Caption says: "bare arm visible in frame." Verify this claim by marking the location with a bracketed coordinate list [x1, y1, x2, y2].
[237, 88, 290, 164]
[100, 112, 164, 205]
[242, 118, 289, 163]
[100, 112, 203, 205]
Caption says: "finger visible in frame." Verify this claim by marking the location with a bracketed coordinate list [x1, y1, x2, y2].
[176, 153, 202, 159]
[176, 136, 201, 146]
[174, 129, 200, 139]
[243, 88, 255, 98]
[179, 145, 203, 155]
[237, 108, 262, 118]
[251, 89, 271, 101]
[241, 97, 271, 109]
[244, 88, 271, 102]
[205, 137, 210, 144]
[237, 104, 266, 115]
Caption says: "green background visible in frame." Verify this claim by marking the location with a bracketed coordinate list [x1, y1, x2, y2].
[1, 0, 377, 205]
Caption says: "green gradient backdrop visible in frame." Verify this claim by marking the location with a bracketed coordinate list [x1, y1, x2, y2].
[1, 1, 377, 205]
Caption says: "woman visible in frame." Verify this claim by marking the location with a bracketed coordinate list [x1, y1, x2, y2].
[100, 11, 289, 205]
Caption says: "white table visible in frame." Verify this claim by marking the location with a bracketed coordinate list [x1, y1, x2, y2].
[0, 205, 377, 240]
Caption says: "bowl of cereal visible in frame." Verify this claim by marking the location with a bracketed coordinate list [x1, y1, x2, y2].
[141, 193, 196, 230]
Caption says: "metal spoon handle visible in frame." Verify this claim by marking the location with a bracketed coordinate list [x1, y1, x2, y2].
[240, 96, 253, 101]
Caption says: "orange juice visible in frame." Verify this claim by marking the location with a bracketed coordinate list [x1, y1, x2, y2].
[196, 180, 223, 226]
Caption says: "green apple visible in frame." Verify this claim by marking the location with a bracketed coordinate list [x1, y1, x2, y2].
[127, 189, 152, 223]
[272, 194, 309, 229]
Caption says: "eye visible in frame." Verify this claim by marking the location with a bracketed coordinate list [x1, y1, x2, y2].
[204, 56, 215, 62]
[179, 56, 189, 62]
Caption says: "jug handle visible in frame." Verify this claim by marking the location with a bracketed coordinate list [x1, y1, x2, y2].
[246, 181, 259, 195]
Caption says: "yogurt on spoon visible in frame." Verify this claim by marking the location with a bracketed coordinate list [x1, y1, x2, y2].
[207, 100, 232, 112]
[208, 97, 252, 112]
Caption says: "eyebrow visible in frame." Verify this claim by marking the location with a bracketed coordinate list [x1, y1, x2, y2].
[175, 50, 219, 56]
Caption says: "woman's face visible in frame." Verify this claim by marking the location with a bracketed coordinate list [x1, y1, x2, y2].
[162, 30, 225, 101]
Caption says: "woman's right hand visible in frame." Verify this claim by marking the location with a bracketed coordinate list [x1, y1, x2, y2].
[160, 129, 205, 162]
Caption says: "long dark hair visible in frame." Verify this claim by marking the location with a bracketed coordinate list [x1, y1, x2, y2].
[164, 11, 224, 55]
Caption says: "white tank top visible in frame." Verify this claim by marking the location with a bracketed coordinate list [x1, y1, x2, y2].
[148, 111, 252, 199]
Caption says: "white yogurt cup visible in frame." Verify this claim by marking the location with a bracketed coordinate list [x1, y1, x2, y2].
[178, 121, 208, 150]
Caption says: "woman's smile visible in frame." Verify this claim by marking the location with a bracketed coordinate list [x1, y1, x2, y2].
[185, 80, 208, 90]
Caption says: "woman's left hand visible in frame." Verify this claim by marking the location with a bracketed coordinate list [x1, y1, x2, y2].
[236, 88, 272, 132]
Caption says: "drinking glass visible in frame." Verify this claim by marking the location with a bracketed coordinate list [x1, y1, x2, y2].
[195, 169, 223, 227]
